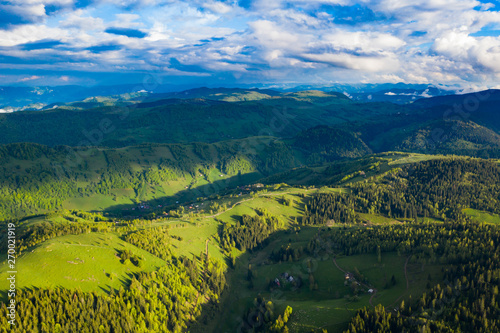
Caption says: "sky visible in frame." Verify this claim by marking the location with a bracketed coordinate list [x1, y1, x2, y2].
[1, 0, 500, 90]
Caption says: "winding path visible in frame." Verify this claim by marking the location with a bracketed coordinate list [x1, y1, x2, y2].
[388, 255, 412, 309]
[332, 257, 378, 307]
[404, 255, 410, 290]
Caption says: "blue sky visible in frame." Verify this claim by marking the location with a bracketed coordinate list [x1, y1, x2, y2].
[1, 0, 500, 90]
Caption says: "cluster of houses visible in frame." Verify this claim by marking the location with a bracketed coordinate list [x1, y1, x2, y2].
[345, 273, 374, 293]
[121, 182, 267, 218]
[131, 203, 153, 211]
[272, 272, 302, 289]
[236, 183, 264, 195]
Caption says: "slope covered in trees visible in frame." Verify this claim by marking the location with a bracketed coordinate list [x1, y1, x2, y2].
[293, 125, 372, 163]
[351, 158, 500, 219]
[335, 220, 500, 333]
[0, 222, 227, 333]
[0, 139, 297, 220]
[395, 119, 500, 158]
[0, 92, 396, 147]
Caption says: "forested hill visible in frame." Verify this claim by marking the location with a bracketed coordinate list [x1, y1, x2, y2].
[350, 158, 500, 219]
[292, 125, 372, 163]
[1, 88, 500, 159]
[0, 91, 404, 147]
[0, 139, 299, 220]
[409, 89, 500, 133]
[1, 101, 306, 146]
[2, 136, 498, 223]
[410, 89, 500, 109]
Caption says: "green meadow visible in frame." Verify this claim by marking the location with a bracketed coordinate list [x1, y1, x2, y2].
[0, 232, 165, 298]
[463, 208, 500, 224]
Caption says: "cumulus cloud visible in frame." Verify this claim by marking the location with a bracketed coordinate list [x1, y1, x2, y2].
[431, 31, 500, 73]
[18, 75, 42, 82]
[301, 52, 400, 72]
[0, 0, 499, 88]
[0, 3, 46, 28]
[202, 1, 234, 14]
[60, 9, 104, 30]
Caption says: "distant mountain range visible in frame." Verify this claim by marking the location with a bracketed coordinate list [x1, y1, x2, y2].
[0, 83, 457, 112]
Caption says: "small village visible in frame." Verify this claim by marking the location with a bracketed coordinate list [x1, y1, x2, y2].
[271, 272, 303, 290]
[120, 182, 267, 218]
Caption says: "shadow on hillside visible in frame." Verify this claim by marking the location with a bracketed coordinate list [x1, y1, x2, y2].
[189, 225, 325, 332]
[98, 272, 135, 295]
[100, 172, 263, 217]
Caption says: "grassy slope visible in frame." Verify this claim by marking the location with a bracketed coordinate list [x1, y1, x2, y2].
[261, 152, 445, 186]
[214, 224, 445, 333]
[463, 208, 500, 224]
[0, 137, 293, 219]
[0, 232, 166, 298]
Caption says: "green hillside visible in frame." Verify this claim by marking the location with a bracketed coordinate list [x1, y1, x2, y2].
[0, 138, 299, 220]
[2, 156, 500, 332]
[0, 92, 404, 147]
[292, 125, 372, 163]
[2, 89, 500, 161]
[396, 119, 500, 157]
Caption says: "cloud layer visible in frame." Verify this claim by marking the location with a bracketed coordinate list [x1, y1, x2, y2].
[0, 0, 499, 88]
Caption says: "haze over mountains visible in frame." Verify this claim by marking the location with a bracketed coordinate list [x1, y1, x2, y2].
[0, 83, 455, 112]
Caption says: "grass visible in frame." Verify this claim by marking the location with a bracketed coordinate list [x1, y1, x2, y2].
[463, 208, 500, 224]
[336, 252, 443, 309]
[0, 232, 165, 298]
[388, 153, 446, 166]
[167, 219, 225, 261]
[283, 298, 359, 333]
[357, 212, 400, 225]
[218, 249, 443, 333]
[18, 214, 69, 227]
[64, 194, 133, 211]
[215, 193, 305, 225]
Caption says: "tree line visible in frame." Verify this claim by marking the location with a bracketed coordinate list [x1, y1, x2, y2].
[219, 209, 285, 251]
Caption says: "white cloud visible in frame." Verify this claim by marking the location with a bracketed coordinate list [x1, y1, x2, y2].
[321, 31, 405, 52]
[0, 24, 67, 46]
[60, 9, 105, 30]
[15, 0, 74, 4]
[249, 20, 304, 51]
[301, 52, 399, 72]
[104, 0, 163, 7]
[18, 75, 42, 82]
[431, 31, 500, 72]
[366, 0, 480, 12]
[0, 0, 500, 89]
[203, 1, 233, 14]
[0, 3, 46, 22]
[111, 13, 143, 28]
